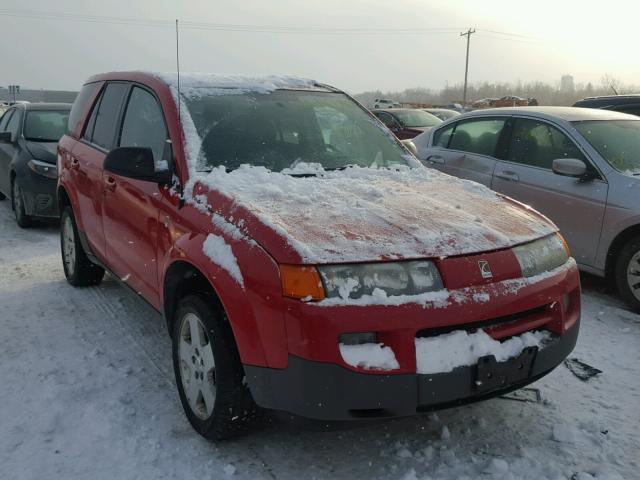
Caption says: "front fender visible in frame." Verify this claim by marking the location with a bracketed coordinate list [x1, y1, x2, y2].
[159, 204, 288, 369]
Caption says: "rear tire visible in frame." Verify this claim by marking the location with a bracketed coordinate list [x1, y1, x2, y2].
[60, 206, 105, 287]
[615, 235, 640, 312]
[12, 179, 32, 228]
[172, 294, 259, 440]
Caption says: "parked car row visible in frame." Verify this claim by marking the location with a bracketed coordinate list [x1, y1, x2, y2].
[0, 71, 585, 440]
[412, 106, 640, 311]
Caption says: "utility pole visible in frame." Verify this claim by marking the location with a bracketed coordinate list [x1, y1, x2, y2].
[460, 28, 475, 105]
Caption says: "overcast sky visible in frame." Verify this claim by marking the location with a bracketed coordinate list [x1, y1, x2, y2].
[1, 0, 639, 94]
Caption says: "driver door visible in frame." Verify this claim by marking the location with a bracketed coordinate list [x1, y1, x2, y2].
[491, 117, 608, 268]
[102, 85, 172, 306]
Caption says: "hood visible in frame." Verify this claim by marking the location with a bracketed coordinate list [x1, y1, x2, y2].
[193, 166, 556, 264]
[25, 141, 57, 164]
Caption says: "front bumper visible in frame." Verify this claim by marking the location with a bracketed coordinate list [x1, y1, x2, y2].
[245, 320, 579, 421]
[18, 166, 58, 218]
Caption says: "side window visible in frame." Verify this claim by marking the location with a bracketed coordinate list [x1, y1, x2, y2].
[508, 119, 585, 169]
[375, 112, 398, 129]
[82, 91, 101, 143]
[91, 83, 129, 150]
[449, 118, 506, 156]
[5, 109, 22, 141]
[67, 82, 101, 135]
[433, 123, 455, 148]
[0, 110, 13, 131]
[119, 86, 169, 168]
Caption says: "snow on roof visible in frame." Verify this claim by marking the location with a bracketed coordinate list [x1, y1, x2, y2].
[151, 72, 323, 95]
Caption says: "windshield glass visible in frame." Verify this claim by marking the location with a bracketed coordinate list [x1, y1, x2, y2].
[573, 120, 640, 175]
[394, 110, 442, 128]
[24, 110, 70, 142]
[184, 90, 411, 172]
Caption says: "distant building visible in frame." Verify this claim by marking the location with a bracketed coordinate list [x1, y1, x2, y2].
[560, 75, 575, 92]
[0, 87, 77, 104]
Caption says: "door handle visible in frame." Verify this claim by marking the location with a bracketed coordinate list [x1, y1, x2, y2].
[495, 170, 519, 182]
[104, 176, 117, 192]
[426, 155, 445, 165]
[70, 158, 80, 170]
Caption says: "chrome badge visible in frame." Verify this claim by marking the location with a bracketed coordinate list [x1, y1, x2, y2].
[478, 260, 493, 279]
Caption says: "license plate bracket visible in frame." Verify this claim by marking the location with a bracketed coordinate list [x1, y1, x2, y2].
[474, 346, 538, 394]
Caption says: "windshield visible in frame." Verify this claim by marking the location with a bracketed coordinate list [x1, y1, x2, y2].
[24, 110, 70, 142]
[573, 120, 640, 175]
[184, 90, 411, 172]
[394, 110, 442, 128]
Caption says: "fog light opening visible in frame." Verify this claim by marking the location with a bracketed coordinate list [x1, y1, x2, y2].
[339, 332, 378, 345]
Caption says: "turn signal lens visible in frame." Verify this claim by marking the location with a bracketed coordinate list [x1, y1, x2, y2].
[280, 265, 325, 301]
[558, 233, 571, 256]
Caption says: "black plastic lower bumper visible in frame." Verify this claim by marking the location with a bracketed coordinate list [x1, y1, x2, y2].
[244, 320, 579, 421]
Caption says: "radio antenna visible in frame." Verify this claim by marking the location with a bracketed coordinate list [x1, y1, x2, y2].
[175, 19, 182, 130]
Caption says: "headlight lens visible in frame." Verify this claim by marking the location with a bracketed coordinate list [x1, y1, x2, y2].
[27, 159, 57, 179]
[318, 261, 443, 300]
[513, 234, 569, 277]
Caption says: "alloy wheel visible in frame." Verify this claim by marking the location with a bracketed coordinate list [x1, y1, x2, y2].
[626, 251, 640, 302]
[62, 215, 76, 277]
[178, 312, 216, 420]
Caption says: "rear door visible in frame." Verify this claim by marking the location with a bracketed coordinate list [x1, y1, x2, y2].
[422, 117, 507, 187]
[69, 82, 129, 260]
[102, 84, 172, 305]
[491, 117, 608, 267]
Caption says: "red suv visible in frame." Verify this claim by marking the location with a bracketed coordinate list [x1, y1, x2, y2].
[58, 72, 580, 440]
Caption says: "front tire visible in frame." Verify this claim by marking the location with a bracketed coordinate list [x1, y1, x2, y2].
[60, 206, 105, 286]
[172, 294, 259, 440]
[12, 179, 31, 228]
[615, 235, 640, 312]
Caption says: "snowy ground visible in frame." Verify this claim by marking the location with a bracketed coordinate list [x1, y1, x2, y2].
[0, 200, 638, 480]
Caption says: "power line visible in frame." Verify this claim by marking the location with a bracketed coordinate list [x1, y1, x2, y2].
[0, 9, 467, 35]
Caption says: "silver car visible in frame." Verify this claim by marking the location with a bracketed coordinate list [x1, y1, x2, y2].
[413, 106, 640, 311]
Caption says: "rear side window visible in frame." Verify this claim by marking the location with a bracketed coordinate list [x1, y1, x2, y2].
[507, 118, 585, 169]
[67, 82, 101, 136]
[119, 86, 169, 167]
[448, 118, 506, 157]
[90, 82, 129, 150]
[375, 112, 398, 129]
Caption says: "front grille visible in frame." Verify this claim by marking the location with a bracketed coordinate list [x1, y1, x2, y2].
[416, 305, 549, 338]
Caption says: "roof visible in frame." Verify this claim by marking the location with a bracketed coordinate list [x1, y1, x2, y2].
[13, 102, 72, 111]
[462, 106, 638, 122]
[85, 71, 335, 94]
[573, 95, 640, 107]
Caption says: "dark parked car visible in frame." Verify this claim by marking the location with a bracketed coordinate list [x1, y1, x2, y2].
[0, 103, 71, 226]
[372, 108, 442, 139]
[573, 94, 640, 117]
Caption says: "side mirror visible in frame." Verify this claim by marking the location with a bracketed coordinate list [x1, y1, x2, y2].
[104, 147, 172, 184]
[401, 139, 418, 157]
[0, 131, 12, 143]
[552, 158, 587, 178]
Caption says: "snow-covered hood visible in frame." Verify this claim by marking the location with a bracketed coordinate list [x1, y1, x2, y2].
[193, 165, 557, 264]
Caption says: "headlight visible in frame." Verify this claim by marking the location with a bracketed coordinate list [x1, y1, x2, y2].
[512, 234, 569, 278]
[27, 159, 57, 179]
[317, 261, 443, 300]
